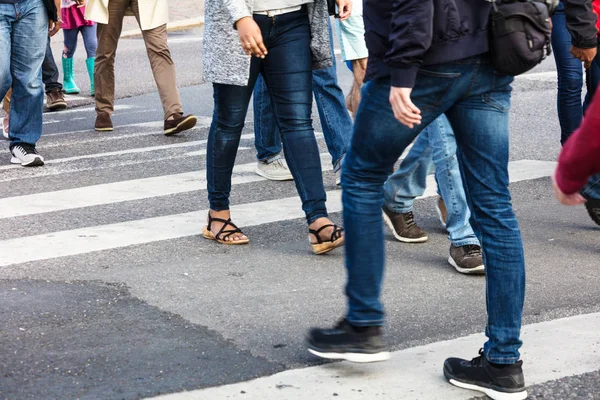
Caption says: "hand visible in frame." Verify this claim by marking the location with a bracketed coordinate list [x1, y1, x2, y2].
[75, 0, 86, 7]
[235, 17, 267, 59]
[48, 19, 61, 37]
[552, 173, 586, 205]
[570, 46, 597, 68]
[336, 0, 352, 21]
[389, 87, 422, 128]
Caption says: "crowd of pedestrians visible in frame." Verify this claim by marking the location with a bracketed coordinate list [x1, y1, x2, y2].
[1, 0, 599, 399]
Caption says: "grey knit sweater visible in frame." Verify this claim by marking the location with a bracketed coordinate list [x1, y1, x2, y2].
[202, 0, 333, 86]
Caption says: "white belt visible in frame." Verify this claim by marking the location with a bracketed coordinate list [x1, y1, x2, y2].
[254, 5, 303, 16]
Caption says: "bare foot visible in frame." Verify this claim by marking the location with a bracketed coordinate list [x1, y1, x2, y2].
[207, 209, 248, 243]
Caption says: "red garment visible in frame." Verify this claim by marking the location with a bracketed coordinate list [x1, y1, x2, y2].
[555, 88, 600, 194]
[595, 0, 600, 32]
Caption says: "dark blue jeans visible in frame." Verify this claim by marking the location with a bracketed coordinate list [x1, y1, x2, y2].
[342, 57, 525, 364]
[253, 21, 352, 172]
[207, 9, 328, 224]
[552, 1, 600, 199]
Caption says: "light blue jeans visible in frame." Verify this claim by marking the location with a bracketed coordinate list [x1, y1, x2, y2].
[383, 115, 480, 247]
[253, 20, 352, 172]
[0, 0, 47, 149]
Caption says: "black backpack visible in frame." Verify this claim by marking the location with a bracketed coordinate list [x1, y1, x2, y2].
[488, 0, 558, 76]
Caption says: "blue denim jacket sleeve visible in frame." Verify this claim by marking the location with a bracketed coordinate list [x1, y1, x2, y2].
[386, 0, 433, 88]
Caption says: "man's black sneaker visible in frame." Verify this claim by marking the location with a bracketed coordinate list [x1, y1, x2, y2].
[443, 349, 527, 400]
[10, 144, 44, 167]
[584, 198, 600, 226]
[307, 319, 390, 363]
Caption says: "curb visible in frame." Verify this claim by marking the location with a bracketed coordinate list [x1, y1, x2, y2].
[120, 17, 204, 39]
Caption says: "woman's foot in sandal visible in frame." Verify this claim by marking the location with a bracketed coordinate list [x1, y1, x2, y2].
[309, 218, 344, 255]
[202, 210, 249, 245]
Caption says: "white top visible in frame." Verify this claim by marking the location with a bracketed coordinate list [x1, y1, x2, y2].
[253, 0, 313, 12]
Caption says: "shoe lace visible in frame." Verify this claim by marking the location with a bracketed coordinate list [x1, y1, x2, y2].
[404, 211, 417, 227]
[470, 348, 485, 366]
[273, 159, 286, 169]
[16, 143, 37, 154]
[463, 245, 481, 258]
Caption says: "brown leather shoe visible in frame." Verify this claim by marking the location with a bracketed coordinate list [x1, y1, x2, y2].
[46, 88, 67, 111]
[382, 206, 428, 243]
[164, 113, 197, 136]
[95, 112, 113, 131]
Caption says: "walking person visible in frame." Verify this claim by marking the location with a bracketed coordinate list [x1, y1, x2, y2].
[307, 1, 529, 399]
[552, 0, 600, 224]
[85, 0, 197, 135]
[253, 20, 352, 185]
[383, 115, 485, 274]
[61, 0, 97, 96]
[201, 0, 350, 253]
[1, 0, 62, 166]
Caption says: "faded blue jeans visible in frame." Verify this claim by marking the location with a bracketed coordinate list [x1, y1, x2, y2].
[0, 0, 47, 149]
[342, 56, 525, 364]
[383, 115, 480, 247]
[253, 21, 352, 172]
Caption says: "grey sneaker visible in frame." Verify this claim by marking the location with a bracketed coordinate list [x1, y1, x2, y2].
[382, 206, 428, 243]
[10, 143, 44, 167]
[449, 244, 485, 274]
[435, 196, 448, 228]
[255, 159, 293, 181]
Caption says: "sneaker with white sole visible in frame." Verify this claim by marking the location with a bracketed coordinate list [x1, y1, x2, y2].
[255, 159, 293, 181]
[10, 143, 44, 167]
[448, 244, 485, 274]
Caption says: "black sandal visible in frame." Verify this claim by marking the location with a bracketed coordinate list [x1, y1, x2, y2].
[202, 213, 249, 245]
[309, 224, 344, 255]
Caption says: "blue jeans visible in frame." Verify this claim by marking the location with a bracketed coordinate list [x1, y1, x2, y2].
[0, 0, 47, 148]
[207, 8, 328, 224]
[383, 115, 480, 247]
[63, 25, 98, 59]
[253, 21, 352, 172]
[342, 57, 525, 364]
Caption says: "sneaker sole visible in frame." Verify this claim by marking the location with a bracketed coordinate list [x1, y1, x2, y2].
[164, 116, 197, 136]
[11, 156, 44, 167]
[584, 200, 600, 226]
[447, 256, 485, 275]
[46, 103, 68, 111]
[447, 378, 527, 400]
[95, 127, 114, 132]
[382, 211, 428, 243]
[254, 167, 294, 181]
[308, 348, 391, 363]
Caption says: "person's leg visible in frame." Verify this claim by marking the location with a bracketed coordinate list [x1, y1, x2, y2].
[253, 74, 283, 162]
[446, 66, 524, 364]
[42, 36, 62, 93]
[581, 50, 600, 223]
[0, 5, 12, 138]
[94, 0, 128, 121]
[551, 2, 584, 145]
[311, 20, 352, 172]
[62, 27, 81, 94]
[260, 11, 329, 224]
[252, 74, 292, 181]
[381, 131, 431, 243]
[81, 24, 97, 95]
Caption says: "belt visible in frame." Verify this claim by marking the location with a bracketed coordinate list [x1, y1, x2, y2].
[253, 5, 303, 16]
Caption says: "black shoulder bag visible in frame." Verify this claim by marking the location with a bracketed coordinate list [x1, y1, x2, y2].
[488, 0, 558, 76]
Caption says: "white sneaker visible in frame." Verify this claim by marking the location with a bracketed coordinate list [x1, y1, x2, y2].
[10, 144, 44, 167]
[255, 159, 293, 181]
[1, 117, 8, 139]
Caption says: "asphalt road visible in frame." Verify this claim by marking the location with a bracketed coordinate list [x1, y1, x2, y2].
[1, 30, 599, 400]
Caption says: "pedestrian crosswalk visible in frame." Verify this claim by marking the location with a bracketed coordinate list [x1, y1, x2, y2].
[1, 101, 597, 400]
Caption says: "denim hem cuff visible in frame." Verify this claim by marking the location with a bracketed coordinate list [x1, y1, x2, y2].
[346, 318, 385, 327]
[209, 206, 230, 212]
[260, 154, 282, 164]
[486, 356, 520, 365]
[450, 239, 481, 247]
[384, 204, 413, 214]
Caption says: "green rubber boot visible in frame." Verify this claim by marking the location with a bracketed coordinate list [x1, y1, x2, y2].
[62, 57, 80, 94]
[86, 57, 95, 97]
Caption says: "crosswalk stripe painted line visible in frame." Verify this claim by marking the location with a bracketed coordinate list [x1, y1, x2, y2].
[0, 160, 555, 267]
[0, 153, 334, 219]
[149, 312, 600, 400]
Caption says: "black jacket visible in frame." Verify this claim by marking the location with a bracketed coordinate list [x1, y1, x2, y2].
[562, 0, 598, 49]
[43, 0, 58, 21]
[363, 0, 491, 88]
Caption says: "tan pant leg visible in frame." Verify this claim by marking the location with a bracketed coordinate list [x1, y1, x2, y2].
[94, 0, 129, 116]
[129, 0, 183, 120]
[2, 88, 11, 114]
